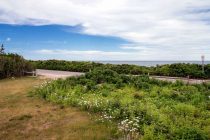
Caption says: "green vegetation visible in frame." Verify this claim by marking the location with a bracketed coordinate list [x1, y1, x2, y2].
[33, 68, 210, 139]
[153, 63, 210, 79]
[0, 53, 33, 79]
[31, 60, 210, 79]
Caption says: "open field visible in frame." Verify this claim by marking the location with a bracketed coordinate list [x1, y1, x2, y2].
[0, 77, 115, 140]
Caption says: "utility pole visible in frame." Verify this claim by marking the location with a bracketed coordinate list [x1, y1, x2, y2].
[201, 55, 205, 73]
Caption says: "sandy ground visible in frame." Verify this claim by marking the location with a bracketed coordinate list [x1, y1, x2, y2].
[36, 69, 84, 79]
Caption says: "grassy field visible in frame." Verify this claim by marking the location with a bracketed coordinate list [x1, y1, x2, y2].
[0, 77, 115, 140]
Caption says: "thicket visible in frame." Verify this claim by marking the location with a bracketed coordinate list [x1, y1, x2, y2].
[152, 63, 210, 79]
[33, 68, 210, 139]
[0, 53, 34, 79]
[31, 60, 210, 79]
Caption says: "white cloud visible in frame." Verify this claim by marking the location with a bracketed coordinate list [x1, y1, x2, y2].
[6, 37, 11, 42]
[34, 48, 210, 61]
[36, 49, 128, 56]
[35, 49, 130, 60]
[0, 0, 210, 60]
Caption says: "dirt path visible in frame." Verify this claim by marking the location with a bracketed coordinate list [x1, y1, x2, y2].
[0, 77, 113, 140]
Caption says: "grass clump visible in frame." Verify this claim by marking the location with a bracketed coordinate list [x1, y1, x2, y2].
[9, 114, 33, 121]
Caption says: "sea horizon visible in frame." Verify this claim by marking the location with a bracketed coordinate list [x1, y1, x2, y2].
[97, 60, 210, 67]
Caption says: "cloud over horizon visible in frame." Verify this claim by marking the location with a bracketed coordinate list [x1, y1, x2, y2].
[0, 0, 210, 60]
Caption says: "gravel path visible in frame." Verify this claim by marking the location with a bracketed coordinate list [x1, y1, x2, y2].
[36, 69, 84, 79]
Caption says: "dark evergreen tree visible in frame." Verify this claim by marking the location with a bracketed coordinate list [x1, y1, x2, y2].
[0, 44, 5, 54]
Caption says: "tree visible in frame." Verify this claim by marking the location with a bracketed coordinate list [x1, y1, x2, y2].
[0, 44, 5, 54]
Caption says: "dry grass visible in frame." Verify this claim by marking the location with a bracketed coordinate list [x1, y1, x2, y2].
[0, 77, 115, 140]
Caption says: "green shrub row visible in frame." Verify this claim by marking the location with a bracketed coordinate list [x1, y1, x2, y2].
[31, 60, 210, 79]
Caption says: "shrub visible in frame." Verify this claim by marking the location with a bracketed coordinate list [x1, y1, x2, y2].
[85, 68, 123, 85]
[133, 92, 143, 100]
[174, 127, 208, 140]
[0, 53, 34, 79]
[174, 103, 196, 117]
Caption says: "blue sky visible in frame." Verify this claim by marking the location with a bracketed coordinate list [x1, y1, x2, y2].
[0, 24, 130, 60]
[0, 0, 210, 60]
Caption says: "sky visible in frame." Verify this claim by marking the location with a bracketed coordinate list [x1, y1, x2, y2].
[0, 0, 210, 61]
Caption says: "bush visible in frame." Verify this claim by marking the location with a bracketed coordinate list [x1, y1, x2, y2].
[134, 77, 151, 91]
[133, 92, 143, 100]
[174, 127, 208, 140]
[85, 68, 123, 85]
[0, 53, 34, 79]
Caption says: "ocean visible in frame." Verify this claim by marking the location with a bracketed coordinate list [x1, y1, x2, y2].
[98, 61, 210, 67]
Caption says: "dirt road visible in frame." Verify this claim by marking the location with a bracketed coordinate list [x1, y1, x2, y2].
[36, 69, 84, 79]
